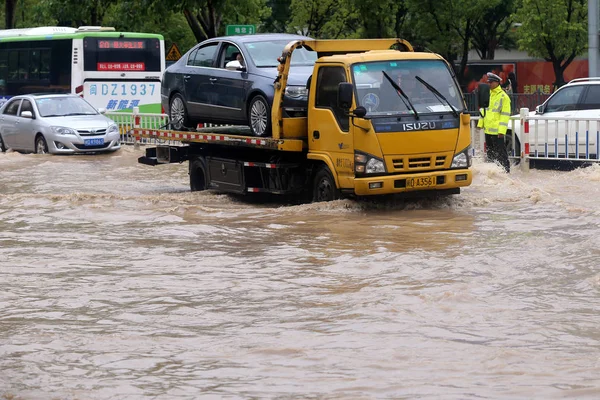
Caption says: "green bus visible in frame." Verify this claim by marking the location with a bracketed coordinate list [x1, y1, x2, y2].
[0, 26, 165, 113]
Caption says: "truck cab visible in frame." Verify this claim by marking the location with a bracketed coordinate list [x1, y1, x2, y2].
[272, 40, 473, 200]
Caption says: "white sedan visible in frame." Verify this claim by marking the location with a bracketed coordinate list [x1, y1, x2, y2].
[0, 94, 121, 154]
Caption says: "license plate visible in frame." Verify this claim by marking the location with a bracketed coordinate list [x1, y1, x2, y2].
[406, 176, 435, 188]
[84, 138, 104, 146]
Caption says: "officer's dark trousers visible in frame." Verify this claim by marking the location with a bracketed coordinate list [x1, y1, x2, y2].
[485, 134, 510, 173]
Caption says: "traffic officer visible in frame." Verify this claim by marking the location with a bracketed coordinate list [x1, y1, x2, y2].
[477, 72, 511, 173]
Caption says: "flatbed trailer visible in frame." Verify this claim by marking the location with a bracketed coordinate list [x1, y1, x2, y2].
[137, 38, 479, 202]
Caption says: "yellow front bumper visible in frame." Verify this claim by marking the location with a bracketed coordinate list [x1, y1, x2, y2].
[353, 169, 472, 196]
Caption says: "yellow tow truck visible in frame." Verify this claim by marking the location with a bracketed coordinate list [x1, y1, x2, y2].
[137, 39, 481, 201]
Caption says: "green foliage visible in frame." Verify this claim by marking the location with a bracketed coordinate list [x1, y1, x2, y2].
[287, 0, 358, 38]
[471, 0, 519, 59]
[515, 0, 587, 60]
[514, 0, 587, 86]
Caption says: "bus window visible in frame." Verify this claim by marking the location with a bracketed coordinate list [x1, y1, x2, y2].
[18, 50, 29, 80]
[40, 50, 51, 80]
[30, 50, 40, 80]
[8, 51, 18, 80]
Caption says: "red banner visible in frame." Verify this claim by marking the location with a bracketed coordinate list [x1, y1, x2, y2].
[463, 60, 588, 94]
[97, 62, 146, 71]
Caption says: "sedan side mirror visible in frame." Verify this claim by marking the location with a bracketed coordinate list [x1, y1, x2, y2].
[98, 107, 107, 114]
[535, 105, 543, 114]
[20, 111, 33, 119]
[225, 60, 246, 72]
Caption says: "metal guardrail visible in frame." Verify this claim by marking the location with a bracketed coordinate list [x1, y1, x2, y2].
[464, 92, 551, 115]
[470, 108, 600, 168]
[108, 108, 600, 168]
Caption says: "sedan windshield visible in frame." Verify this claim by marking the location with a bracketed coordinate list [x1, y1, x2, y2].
[244, 40, 317, 68]
[35, 97, 99, 117]
[352, 60, 464, 116]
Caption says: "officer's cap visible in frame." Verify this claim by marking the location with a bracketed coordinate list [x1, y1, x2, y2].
[486, 72, 502, 83]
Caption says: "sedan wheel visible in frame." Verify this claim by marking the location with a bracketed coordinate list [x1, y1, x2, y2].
[0, 133, 6, 152]
[170, 94, 189, 130]
[36, 135, 48, 154]
[249, 95, 271, 137]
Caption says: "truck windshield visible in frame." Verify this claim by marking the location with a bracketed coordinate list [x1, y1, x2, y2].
[352, 60, 464, 116]
[244, 40, 317, 67]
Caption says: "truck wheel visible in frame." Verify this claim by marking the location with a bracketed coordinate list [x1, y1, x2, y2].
[190, 157, 208, 191]
[248, 95, 271, 137]
[313, 166, 340, 202]
[170, 94, 190, 130]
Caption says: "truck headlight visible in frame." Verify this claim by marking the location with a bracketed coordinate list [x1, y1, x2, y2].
[284, 85, 308, 99]
[451, 147, 471, 168]
[51, 126, 77, 135]
[355, 152, 386, 174]
[366, 158, 385, 174]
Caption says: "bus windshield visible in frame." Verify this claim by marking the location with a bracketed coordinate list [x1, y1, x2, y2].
[83, 37, 162, 72]
[352, 59, 464, 116]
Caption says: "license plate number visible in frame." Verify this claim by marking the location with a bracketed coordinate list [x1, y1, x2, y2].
[84, 138, 104, 146]
[407, 176, 435, 188]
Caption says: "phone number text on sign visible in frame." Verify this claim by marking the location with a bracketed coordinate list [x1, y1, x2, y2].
[89, 83, 156, 97]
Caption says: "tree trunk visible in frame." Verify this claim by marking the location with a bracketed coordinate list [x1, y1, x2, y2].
[551, 60, 567, 90]
[5, 0, 17, 29]
[183, 8, 207, 42]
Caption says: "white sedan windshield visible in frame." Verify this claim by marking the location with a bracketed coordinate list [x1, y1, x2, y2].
[36, 97, 98, 117]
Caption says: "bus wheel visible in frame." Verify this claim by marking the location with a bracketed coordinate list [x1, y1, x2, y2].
[0, 133, 6, 152]
[248, 95, 271, 137]
[312, 166, 340, 202]
[35, 135, 48, 154]
[170, 94, 190, 130]
[190, 157, 208, 191]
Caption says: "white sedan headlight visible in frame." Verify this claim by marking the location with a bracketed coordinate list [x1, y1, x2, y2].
[51, 126, 77, 135]
[107, 124, 119, 134]
[284, 85, 309, 99]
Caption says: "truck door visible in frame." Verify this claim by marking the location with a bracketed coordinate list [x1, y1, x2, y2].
[308, 65, 354, 188]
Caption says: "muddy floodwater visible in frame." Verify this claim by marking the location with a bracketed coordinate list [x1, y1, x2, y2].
[1, 146, 600, 399]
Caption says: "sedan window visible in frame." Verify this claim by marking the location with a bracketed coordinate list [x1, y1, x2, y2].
[3, 99, 20, 115]
[580, 85, 600, 110]
[20, 99, 35, 117]
[190, 43, 218, 67]
[544, 86, 585, 112]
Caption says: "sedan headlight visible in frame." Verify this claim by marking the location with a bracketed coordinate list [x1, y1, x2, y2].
[51, 126, 77, 135]
[451, 147, 472, 168]
[107, 124, 119, 134]
[284, 85, 309, 99]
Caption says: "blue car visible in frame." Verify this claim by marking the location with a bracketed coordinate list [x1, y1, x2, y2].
[161, 33, 317, 136]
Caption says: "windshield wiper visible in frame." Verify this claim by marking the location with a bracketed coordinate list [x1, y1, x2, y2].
[67, 113, 95, 116]
[42, 114, 64, 117]
[382, 71, 419, 120]
[415, 76, 459, 117]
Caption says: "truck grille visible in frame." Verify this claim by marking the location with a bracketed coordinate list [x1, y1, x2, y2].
[392, 156, 447, 171]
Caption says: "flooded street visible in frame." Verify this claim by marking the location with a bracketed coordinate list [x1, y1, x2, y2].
[1, 146, 600, 399]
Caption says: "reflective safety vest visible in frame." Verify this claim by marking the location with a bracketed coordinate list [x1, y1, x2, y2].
[477, 86, 511, 135]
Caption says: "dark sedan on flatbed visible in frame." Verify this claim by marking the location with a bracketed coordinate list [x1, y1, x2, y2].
[161, 33, 316, 136]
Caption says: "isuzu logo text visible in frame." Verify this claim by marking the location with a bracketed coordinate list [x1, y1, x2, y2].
[400, 121, 437, 131]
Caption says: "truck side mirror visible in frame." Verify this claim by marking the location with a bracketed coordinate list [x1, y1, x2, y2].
[477, 83, 490, 109]
[353, 106, 367, 118]
[338, 82, 354, 110]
